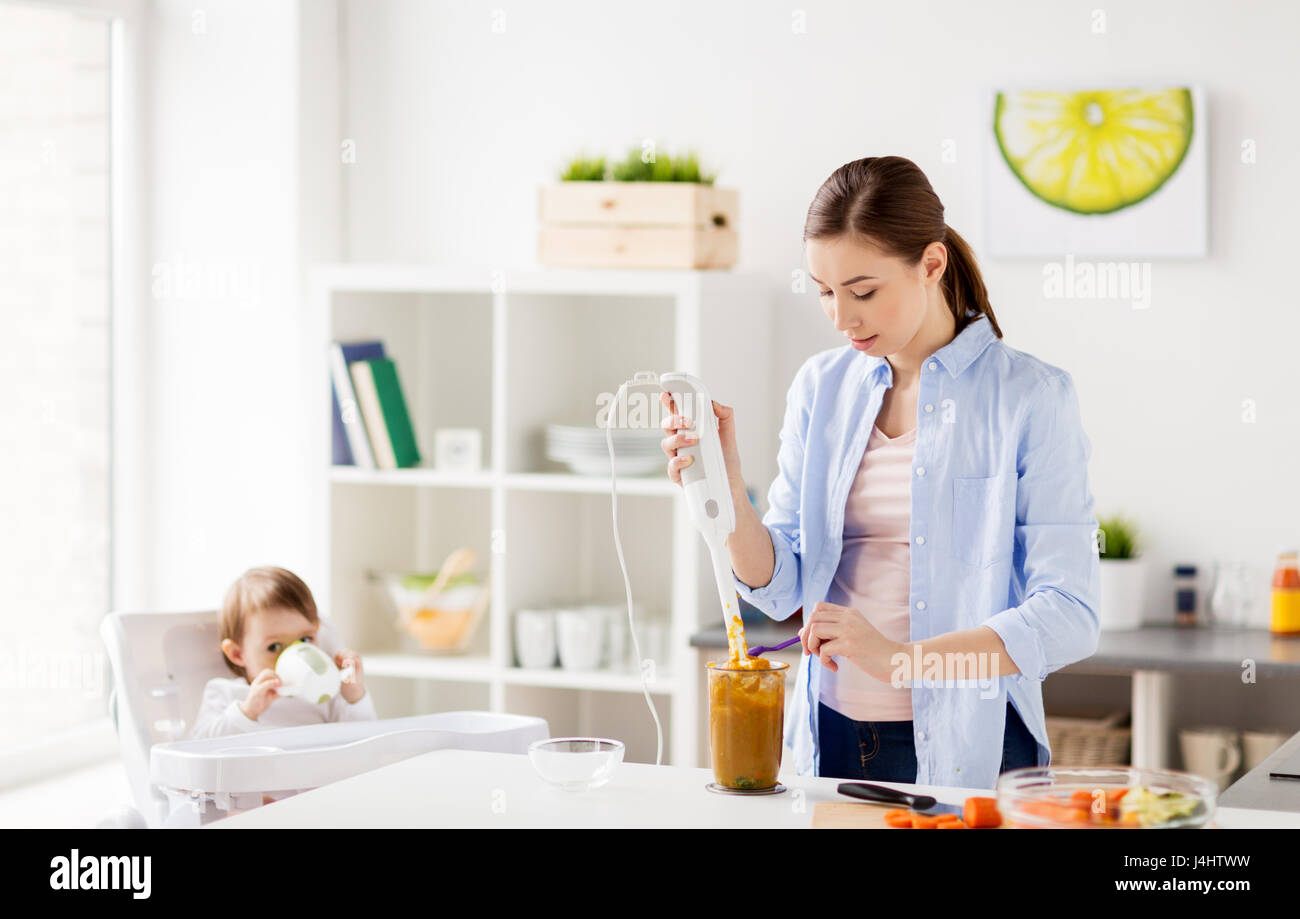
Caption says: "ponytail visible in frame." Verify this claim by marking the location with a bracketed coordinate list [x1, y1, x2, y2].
[942, 224, 1002, 338]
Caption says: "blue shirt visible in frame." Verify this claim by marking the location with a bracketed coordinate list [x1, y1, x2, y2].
[733, 313, 1100, 790]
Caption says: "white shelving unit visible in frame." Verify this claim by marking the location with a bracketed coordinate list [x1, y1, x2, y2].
[307, 264, 777, 767]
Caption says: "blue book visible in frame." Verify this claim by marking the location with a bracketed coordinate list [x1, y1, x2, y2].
[330, 340, 387, 467]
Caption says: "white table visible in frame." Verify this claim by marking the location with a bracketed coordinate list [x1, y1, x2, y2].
[213, 749, 983, 828]
[212, 748, 1290, 828]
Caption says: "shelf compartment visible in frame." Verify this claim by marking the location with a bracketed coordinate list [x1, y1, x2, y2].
[329, 483, 493, 657]
[330, 288, 493, 472]
[503, 291, 674, 475]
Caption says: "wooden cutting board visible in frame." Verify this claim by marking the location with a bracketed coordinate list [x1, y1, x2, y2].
[811, 800, 969, 828]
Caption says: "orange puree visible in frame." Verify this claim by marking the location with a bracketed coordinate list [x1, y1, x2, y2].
[705, 592, 787, 789]
[706, 656, 788, 790]
[713, 597, 769, 671]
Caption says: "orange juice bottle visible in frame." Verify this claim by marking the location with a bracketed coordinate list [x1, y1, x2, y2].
[1271, 550, 1300, 635]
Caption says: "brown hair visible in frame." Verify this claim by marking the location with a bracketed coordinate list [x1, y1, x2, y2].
[219, 566, 319, 678]
[803, 155, 1003, 339]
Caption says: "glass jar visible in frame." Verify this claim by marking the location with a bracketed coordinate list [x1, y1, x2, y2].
[706, 659, 789, 790]
[1270, 550, 1300, 636]
[1173, 564, 1198, 627]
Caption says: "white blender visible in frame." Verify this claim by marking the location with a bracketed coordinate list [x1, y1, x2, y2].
[657, 372, 748, 662]
[604, 370, 754, 769]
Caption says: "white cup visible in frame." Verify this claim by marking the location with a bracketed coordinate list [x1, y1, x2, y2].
[600, 605, 628, 671]
[1242, 730, 1290, 772]
[1179, 726, 1242, 791]
[274, 641, 353, 704]
[556, 608, 605, 671]
[633, 620, 668, 674]
[514, 609, 557, 669]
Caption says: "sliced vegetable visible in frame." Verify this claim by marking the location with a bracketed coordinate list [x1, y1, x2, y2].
[963, 796, 1003, 829]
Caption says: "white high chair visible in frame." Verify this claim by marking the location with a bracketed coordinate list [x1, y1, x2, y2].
[100, 610, 549, 827]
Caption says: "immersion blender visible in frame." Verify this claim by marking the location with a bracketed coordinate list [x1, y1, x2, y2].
[659, 372, 747, 660]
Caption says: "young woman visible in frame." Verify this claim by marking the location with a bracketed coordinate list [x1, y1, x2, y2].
[660, 156, 1100, 791]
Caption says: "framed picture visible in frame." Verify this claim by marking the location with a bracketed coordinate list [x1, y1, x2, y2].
[985, 84, 1206, 258]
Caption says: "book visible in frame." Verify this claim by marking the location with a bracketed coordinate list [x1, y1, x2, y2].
[330, 340, 386, 467]
[349, 358, 421, 469]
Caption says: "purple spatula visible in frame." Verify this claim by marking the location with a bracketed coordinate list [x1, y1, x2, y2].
[746, 636, 801, 657]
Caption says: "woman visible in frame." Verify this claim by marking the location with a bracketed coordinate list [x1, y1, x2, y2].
[660, 156, 1100, 790]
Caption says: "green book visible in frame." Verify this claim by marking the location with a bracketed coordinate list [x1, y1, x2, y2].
[349, 358, 421, 469]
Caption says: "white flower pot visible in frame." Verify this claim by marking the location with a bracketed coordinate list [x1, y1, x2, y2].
[1098, 557, 1147, 630]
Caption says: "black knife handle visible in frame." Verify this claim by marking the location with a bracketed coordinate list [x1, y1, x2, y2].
[837, 781, 936, 810]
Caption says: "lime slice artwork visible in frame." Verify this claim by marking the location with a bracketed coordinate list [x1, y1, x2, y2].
[993, 88, 1194, 215]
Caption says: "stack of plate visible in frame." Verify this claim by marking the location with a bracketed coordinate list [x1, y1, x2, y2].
[545, 424, 663, 476]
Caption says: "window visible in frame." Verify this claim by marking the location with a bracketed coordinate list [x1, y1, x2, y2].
[0, 4, 113, 749]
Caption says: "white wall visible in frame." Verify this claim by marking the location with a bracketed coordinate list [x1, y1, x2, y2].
[141, 0, 339, 609]
[340, 0, 1300, 627]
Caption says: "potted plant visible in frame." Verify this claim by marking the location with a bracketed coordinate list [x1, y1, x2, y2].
[1097, 514, 1146, 630]
[538, 145, 738, 269]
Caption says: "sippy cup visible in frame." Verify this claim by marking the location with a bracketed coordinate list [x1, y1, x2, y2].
[274, 640, 354, 704]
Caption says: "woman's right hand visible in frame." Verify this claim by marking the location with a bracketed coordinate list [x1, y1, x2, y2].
[659, 391, 744, 493]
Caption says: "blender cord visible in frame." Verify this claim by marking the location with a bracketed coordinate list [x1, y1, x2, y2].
[606, 379, 664, 767]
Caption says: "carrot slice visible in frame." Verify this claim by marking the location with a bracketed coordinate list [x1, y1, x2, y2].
[883, 808, 912, 821]
[884, 813, 914, 828]
[937, 818, 969, 828]
[911, 814, 942, 829]
[963, 796, 1003, 828]
[1056, 805, 1091, 824]
[934, 813, 963, 823]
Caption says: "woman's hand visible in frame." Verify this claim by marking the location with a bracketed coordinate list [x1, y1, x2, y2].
[659, 391, 745, 494]
[799, 601, 905, 683]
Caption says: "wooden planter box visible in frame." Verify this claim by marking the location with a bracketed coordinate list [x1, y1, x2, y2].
[538, 181, 739, 269]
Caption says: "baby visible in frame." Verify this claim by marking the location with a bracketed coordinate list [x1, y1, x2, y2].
[190, 565, 376, 739]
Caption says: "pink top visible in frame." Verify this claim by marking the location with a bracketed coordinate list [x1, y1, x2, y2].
[818, 421, 916, 721]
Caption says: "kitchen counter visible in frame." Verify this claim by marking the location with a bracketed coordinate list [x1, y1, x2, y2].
[1218, 729, 1300, 827]
[213, 747, 1286, 828]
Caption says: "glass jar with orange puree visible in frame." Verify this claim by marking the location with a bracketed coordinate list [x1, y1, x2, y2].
[707, 621, 790, 790]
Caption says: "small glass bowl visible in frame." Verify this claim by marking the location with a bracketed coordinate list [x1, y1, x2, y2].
[997, 765, 1217, 828]
[528, 738, 624, 792]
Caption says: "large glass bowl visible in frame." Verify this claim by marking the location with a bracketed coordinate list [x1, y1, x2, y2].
[996, 765, 1217, 828]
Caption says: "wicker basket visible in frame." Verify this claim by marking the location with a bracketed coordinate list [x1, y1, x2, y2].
[1045, 710, 1132, 766]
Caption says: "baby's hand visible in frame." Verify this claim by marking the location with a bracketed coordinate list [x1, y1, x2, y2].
[239, 669, 283, 721]
[336, 649, 366, 704]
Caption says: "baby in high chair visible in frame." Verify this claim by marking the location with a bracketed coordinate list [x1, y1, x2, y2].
[190, 565, 376, 739]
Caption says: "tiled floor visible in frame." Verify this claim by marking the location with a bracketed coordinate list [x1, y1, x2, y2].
[0, 756, 137, 828]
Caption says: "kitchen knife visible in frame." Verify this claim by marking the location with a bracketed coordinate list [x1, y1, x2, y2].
[837, 781, 964, 817]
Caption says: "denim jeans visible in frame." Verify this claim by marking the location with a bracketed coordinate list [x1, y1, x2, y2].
[816, 699, 1039, 782]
